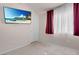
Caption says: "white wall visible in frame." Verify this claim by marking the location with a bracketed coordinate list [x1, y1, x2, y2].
[0, 3, 39, 54]
[39, 3, 73, 42]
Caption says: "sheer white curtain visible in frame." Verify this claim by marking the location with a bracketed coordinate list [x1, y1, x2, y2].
[53, 4, 74, 34]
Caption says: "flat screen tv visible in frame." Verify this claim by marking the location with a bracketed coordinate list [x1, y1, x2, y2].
[3, 7, 31, 24]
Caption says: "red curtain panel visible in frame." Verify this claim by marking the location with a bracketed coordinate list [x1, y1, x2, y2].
[73, 3, 79, 36]
[46, 10, 54, 34]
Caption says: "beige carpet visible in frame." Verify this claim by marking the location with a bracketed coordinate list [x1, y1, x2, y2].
[3, 41, 79, 55]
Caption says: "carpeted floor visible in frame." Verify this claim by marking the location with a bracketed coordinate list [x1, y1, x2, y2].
[3, 41, 79, 55]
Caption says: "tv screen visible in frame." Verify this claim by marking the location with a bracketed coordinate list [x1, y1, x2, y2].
[3, 7, 31, 24]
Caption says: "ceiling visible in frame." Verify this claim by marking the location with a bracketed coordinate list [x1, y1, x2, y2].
[26, 3, 64, 12]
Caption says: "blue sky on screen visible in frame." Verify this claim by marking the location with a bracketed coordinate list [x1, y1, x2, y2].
[4, 7, 31, 18]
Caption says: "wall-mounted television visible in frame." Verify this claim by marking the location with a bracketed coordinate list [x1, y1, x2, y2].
[3, 7, 31, 24]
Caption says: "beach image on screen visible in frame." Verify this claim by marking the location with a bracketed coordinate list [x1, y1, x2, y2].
[4, 7, 31, 23]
